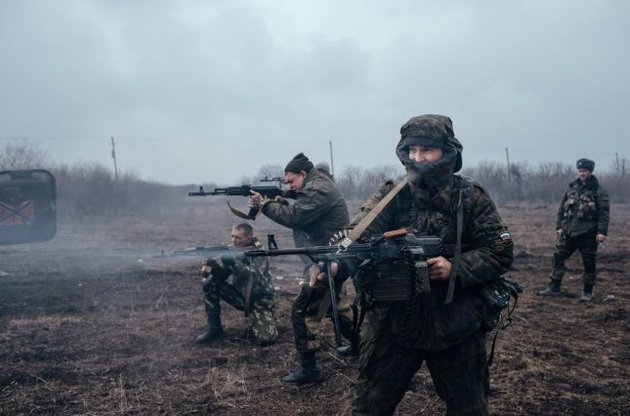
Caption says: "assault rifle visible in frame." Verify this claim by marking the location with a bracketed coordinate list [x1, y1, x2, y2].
[259, 176, 285, 186]
[153, 245, 230, 259]
[188, 185, 295, 219]
[238, 229, 443, 347]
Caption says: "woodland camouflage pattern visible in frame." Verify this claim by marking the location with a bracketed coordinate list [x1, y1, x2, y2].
[203, 237, 278, 345]
[349, 114, 514, 415]
[556, 175, 609, 238]
[551, 174, 609, 285]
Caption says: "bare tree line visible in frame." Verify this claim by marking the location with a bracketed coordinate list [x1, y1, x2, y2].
[1, 140, 627, 220]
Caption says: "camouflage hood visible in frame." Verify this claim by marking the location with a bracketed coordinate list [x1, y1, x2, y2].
[395, 114, 463, 192]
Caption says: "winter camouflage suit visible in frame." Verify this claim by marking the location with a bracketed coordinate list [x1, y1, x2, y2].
[259, 160, 352, 368]
[202, 237, 278, 345]
[551, 172, 609, 287]
[347, 115, 514, 415]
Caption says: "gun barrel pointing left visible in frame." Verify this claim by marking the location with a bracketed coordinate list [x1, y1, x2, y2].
[153, 245, 231, 258]
[188, 185, 287, 219]
[231, 229, 444, 347]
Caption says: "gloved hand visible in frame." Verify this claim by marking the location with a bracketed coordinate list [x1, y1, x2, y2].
[221, 253, 236, 267]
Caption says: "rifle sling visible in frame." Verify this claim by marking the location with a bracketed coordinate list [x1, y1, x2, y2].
[343, 177, 408, 247]
[227, 201, 256, 220]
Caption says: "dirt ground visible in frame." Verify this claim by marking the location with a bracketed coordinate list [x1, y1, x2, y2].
[0, 200, 628, 415]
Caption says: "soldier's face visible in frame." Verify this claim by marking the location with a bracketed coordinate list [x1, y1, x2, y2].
[578, 168, 592, 182]
[284, 171, 307, 191]
[230, 227, 251, 248]
[408, 145, 443, 164]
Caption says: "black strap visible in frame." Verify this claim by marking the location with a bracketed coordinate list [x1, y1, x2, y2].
[445, 189, 463, 304]
[488, 284, 520, 366]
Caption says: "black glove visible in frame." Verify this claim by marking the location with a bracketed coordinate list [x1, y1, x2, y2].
[221, 253, 236, 267]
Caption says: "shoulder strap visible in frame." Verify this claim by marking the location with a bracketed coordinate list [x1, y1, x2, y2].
[338, 177, 408, 249]
[445, 187, 463, 304]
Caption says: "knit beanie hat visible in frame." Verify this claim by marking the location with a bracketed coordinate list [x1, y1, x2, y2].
[284, 153, 314, 173]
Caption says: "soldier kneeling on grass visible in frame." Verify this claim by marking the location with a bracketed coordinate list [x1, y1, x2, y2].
[196, 223, 278, 346]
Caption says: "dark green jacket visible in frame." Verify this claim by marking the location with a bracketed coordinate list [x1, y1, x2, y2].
[354, 176, 513, 351]
[556, 175, 609, 237]
[261, 168, 349, 247]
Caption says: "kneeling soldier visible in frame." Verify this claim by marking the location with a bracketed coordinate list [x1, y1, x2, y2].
[197, 223, 278, 346]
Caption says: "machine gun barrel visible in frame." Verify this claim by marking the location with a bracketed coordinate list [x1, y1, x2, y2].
[154, 245, 231, 258]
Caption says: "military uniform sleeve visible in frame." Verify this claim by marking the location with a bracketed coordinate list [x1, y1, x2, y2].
[229, 256, 269, 282]
[456, 184, 514, 288]
[261, 180, 341, 229]
[597, 186, 610, 236]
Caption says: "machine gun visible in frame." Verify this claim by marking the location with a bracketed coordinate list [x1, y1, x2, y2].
[188, 184, 295, 219]
[239, 229, 443, 347]
[153, 244, 231, 259]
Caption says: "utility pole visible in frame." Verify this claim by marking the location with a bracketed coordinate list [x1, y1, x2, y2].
[111, 136, 119, 183]
[329, 140, 335, 177]
[505, 147, 511, 181]
[616, 152, 620, 175]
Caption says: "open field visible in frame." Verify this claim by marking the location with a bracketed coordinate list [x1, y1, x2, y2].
[1, 201, 628, 415]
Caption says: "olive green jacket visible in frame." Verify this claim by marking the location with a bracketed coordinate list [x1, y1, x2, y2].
[261, 169, 349, 248]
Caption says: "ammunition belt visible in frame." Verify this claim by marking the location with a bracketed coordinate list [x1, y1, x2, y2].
[363, 259, 431, 301]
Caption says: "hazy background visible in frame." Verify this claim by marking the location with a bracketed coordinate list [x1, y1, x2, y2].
[1, 0, 628, 185]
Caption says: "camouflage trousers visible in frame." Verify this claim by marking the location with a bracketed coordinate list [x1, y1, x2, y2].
[552, 234, 598, 285]
[352, 331, 489, 416]
[291, 280, 354, 355]
[204, 279, 278, 346]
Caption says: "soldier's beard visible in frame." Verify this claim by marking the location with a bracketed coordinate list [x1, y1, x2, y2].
[405, 150, 457, 191]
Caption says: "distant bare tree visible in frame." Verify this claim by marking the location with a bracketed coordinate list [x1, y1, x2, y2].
[336, 165, 401, 200]
[255, 164, 284, 184]
[0, 139, 48, 170]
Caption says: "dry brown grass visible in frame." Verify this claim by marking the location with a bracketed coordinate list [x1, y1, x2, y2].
[0, 202, 628, 415]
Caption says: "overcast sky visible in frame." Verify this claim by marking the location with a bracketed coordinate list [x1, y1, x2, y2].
[1, 0, 628, 185]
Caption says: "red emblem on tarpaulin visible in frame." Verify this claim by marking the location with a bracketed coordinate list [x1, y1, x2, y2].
[0, 201, 35, 226]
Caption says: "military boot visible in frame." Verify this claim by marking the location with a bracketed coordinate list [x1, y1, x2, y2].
[580, 284, 594, 302]
[336, 334, 360, 357]
[195, 312, 224, 344]
[537, 279, 561, 296]
[281, 351, 322, 384]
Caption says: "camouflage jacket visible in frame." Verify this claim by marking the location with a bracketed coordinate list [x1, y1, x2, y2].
[261, 168, 349, 248]
[352, 175, 513, 351]
[556, 175, 609, 238]
[214, 237, 275, 302]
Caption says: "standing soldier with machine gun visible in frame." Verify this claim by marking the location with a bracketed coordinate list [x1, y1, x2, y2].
[248, 152, 355, 384]
[195, 223, 278, 346]
[310, 115, 514, 415]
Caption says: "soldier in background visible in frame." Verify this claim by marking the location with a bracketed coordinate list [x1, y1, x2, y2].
[538, 158, 609, 301]
[315, 161, 333, 180]
[196, 223, 278, 346]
